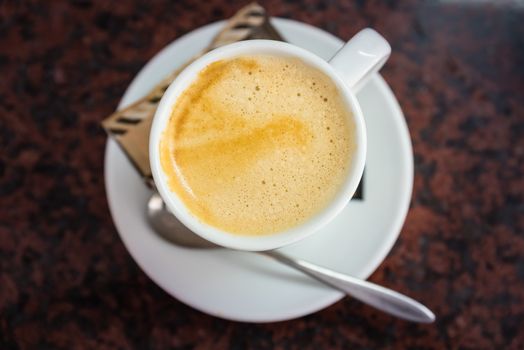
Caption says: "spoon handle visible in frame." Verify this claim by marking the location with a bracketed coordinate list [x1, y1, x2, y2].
[263, 251, 435, 323]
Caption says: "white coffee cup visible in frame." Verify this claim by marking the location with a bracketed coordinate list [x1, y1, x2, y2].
[150, 28, 391, 251]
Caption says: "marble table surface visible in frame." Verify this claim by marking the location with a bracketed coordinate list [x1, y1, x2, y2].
[1, 1, 523, 349]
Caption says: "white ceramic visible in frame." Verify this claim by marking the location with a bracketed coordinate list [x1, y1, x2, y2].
[150, 30, 390, 251]
[104, 18, 413, 322]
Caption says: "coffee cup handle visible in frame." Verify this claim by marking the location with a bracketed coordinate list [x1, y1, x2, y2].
[329, 28, 391, 93]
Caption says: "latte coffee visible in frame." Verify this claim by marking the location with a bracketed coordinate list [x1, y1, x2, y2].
[160, 55, 355, 235]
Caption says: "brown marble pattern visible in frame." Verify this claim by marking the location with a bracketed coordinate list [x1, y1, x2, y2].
[1, 0, 523, 349]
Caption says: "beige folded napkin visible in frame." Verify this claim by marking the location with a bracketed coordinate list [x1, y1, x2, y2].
[102, 4, 364, 199]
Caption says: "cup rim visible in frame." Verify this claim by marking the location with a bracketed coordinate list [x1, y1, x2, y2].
[150, 39, 367, 251]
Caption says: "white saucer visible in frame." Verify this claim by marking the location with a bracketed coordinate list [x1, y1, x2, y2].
[104, 18, 413, 322]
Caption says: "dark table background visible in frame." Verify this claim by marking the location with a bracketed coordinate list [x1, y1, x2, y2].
[1, 1, 523, 349]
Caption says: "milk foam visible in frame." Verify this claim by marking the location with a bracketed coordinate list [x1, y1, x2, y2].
[160, 55, 354, 235]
